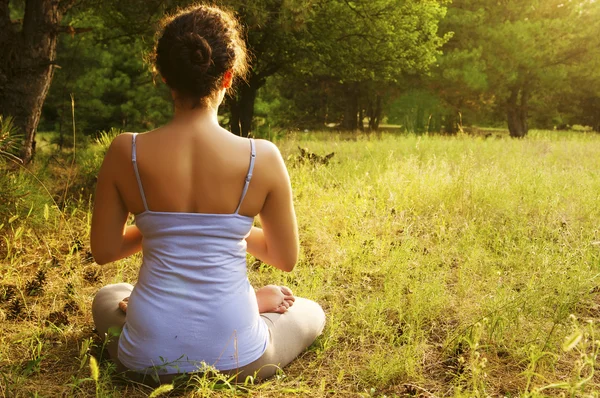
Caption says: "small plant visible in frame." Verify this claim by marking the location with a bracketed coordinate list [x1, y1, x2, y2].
[297, 146, 335, 165]
[149, 383, 175, 398]
[0, 115, 22, 163]
[533, 316, 600, 395]
[21, 337, 44, 377]
[95, 128, 123, 152]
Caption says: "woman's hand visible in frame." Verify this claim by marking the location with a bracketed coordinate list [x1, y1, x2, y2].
[255, 285, 295, 314]
[118, 297, 129, 313]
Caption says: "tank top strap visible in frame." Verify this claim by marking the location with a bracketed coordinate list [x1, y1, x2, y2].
[235, 138, 256, 214]
[131, 133, 149, 211]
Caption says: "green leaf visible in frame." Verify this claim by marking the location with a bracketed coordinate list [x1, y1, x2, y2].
[107, 326, 122, 337]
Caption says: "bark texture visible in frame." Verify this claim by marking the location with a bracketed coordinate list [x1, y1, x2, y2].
[228, 69, 274, 137]
[229, 80, 259, 138]
[340, 84, 359, 130]
[506, 86, 529, 138]
[0, 0, 70, 164]
[367, 95, 382, 131]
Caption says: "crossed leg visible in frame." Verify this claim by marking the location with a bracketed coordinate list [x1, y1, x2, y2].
[93, 283, 325, 382]
[91, 282, 133, 371]
[117, 285, 296, 315]
[227, 297, 326, 380]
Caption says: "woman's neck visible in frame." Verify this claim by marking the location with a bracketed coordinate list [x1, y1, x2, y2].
[170, 90, 225, 127]
[173, 104, 218, 123]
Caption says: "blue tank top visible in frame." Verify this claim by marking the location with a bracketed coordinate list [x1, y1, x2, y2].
[118, 134, 268, 374]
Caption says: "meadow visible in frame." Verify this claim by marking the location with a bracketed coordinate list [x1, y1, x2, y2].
[1, 130, 600, 397]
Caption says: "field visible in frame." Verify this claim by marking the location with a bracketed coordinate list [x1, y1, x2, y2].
[1, 130, 600, 397]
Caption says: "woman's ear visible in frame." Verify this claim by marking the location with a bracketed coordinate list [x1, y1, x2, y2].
[222, 70, 233, 89]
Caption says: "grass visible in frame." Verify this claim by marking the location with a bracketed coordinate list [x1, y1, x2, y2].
[1, 130, 600, 397]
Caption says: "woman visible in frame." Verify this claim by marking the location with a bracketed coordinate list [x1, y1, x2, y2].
[90, 4, 325, 382]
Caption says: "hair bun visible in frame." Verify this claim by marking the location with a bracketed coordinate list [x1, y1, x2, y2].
[153, 5, 248, 107]
[171, 32, 212, 75]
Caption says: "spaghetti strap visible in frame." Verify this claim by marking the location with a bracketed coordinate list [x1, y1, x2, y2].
[131, 134, 149, 211]
[235, 139, 256, 214]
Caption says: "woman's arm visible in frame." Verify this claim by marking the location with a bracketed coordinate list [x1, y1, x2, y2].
[91, 135, 143, 265]
[245, 226, 267, 260]
[246, 141, 299, 272]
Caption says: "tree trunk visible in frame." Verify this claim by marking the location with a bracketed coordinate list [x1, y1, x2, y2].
[228, 74, 262, 138]
[358, 106, 364, 131]
[0, 0, 69, 164]
[341, 85, 359, 130]
[228, 96, 241, 136]
[415, 105, 424, 133]
[431, 113, 441, 133]
[368, 95, 382, 131]
[443, 113, 457, 134]
[506, 86, 529, 138]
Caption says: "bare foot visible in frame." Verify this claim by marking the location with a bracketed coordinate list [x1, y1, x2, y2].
[118, 297, 129, 314]
[255, 285, 295, 314]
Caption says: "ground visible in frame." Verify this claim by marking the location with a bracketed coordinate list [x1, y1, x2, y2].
[1, 130, 600, 397]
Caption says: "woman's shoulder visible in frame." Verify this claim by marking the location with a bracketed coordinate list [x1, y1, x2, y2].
[108, 132, 136, 149]
[253, 138, 284, 161]
[106, 130, 162, 155]
[102, 132, 139, 166]
[251, 139, 289, 185]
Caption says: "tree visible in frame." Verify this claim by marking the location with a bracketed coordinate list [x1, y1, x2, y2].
[438, 0, 600, 137]
[0, 0, 82, 163]
[279, 0, 450, 130]
[41, 8, 173, 144]
[220, 0, 316, 137]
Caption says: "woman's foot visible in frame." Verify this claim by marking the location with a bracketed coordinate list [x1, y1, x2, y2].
[118, 297, 129, 313]
[256, 285, 295, 314]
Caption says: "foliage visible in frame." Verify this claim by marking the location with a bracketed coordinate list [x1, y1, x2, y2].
[433, 0, 600, 135]
[40, 9, 172, 138]
[272, 0, 450, 130]
[36, 0, 452, 136]
[29, 0, 600, 137]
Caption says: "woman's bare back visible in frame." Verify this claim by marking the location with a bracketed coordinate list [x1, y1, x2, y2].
[113, 120, 269, 218]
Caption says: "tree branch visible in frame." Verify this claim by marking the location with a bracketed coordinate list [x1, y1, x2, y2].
[342, 0, 365, 19]
[57, 25, 93, 37]
[255, 63, 281, 84]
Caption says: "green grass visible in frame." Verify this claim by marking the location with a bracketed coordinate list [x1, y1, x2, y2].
[1, 130, 600, 397]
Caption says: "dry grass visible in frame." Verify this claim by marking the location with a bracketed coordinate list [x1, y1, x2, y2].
[1, 130, 600, 397]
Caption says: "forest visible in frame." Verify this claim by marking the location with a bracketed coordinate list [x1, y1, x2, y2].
[1, 1, 600, 397]
[1, 0, 599, 164]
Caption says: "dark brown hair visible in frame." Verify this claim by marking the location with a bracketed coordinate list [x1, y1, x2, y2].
[152, 4, 248, 107]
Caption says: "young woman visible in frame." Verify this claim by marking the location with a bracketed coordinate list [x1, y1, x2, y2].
[90, 4, 325, 382]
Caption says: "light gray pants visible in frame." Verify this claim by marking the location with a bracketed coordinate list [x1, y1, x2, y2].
[92, 283, 326, 382]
